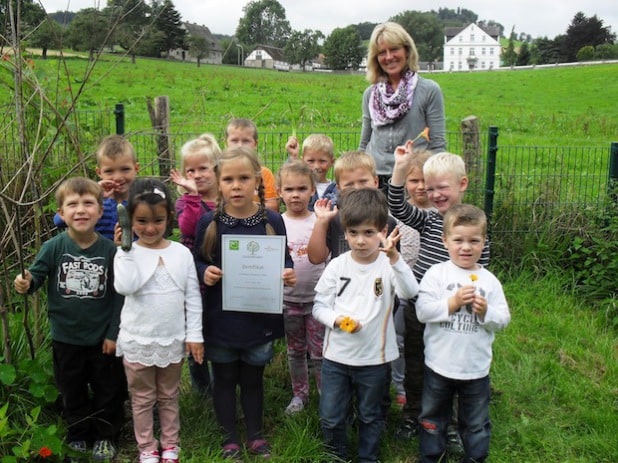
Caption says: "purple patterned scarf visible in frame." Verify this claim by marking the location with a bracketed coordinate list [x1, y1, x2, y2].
[369, 70, 418, 127]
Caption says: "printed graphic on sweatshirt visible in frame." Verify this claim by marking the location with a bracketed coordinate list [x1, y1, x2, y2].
[57, 253, 108, 298]
[439, 282, 486, 334]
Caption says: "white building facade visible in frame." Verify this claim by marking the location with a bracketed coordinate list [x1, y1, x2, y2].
[443, 23, 501, 71]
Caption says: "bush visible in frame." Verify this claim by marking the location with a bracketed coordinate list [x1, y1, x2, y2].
[568, 200, 618, 328]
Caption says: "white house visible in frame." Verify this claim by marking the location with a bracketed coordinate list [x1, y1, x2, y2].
[443, 23, 501, 71]
[244, 45, 291, 70]
[168, 22, 223, 65]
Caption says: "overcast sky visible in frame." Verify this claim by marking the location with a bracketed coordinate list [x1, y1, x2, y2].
[39, 0, 617, 40]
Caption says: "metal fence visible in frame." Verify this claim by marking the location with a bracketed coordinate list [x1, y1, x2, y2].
[1, 104, 616, 282]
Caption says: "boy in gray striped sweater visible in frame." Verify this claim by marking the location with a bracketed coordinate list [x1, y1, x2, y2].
[387, 146, 490, 457]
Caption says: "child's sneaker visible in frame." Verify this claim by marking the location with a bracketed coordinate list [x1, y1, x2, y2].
[65, 441, 88, 463]
[92, 439, 117, 461]
[285, 396, 304, 415]
[221, 443, 243, 462]
[246, 439, 271, 459]
[161, 446, 180, 463]
[140, 449, 161, 463]
[395, 393, 407, 408]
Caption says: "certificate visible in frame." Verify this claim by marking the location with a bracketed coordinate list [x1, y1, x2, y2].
[222, 235, 285, 314]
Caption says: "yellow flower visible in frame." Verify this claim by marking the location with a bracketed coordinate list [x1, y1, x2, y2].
[411, 127, 430, 144]
[340, 316, 357, 333]
[470, 274, 478, 282]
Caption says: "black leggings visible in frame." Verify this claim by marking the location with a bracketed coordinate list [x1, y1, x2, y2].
[211, 360, 265, 445]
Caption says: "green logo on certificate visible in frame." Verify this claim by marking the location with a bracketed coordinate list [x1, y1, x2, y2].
[229, 240, 240, 250]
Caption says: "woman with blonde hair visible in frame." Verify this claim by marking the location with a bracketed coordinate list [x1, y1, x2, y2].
[359, 21, 446, 193]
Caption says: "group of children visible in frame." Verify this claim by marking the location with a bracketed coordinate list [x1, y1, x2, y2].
[15, 118, 510, 463]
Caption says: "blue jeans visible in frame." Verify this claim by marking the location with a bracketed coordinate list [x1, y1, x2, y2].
[319, 359, 388, 463]
[419, 367, 491, 463]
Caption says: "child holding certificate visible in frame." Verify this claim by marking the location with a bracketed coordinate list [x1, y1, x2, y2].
[194, 147, 296, 461]
[277, 160, 326, 415]
[113, 178, 204, 463]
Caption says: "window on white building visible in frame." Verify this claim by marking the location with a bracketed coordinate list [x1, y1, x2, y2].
[489, 48, 494, 55]
[470, 34, 475, 41]
[459, 48, 463, 55]
[459, 36, 463, 42]
[482, 48, 486, 55]
[470, 48, 475, 56]
[451, 48, 454, 55]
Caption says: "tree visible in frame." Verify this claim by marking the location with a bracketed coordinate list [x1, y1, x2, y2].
[65, 8, 110, 58]
[284, 29, 323, 70]
[105, 0, 150, 61]
[530, 36, 565, 64]
[516, 41, 531, 66]
[235, 0, 291, 48]
[593, 43, 618, 59]
[563, 12, 615, 62]
[576, 45, 595, 61]
[151, 0, 186, 57]
[502, 27, 517, 66]
[323, 26, 364, 71]
[188, 35, 209, 67]
[389, 11, 443, 62]
[0, 0, 46, 44]
[28, 18, 63, 58]
[354, 21, 377, 40]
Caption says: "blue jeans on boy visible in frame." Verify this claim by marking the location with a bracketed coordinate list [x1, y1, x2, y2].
[419, 367, 491, 463]
[319, 359, 388, 463]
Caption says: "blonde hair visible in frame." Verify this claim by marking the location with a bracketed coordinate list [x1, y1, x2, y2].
[55, 176, 102, 209]
[407, 150, 431, 174]
[177, 133, 222, 194]
[366, 22, 419, 84]
[302, 134, 334, 159]
[277, 159, 316, 189]
[95, 134, 136, 164]
[201, 147, 274, 261]
[333, 151, 377, 184]
[423, 152, 467, 181]
[225, 118, 258, 142]
[443, 204, 487, 238]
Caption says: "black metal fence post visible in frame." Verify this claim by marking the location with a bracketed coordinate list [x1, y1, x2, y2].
[484, 126, 498, 228]
[609, 142, 618, 204]
[114, 103, 125, 135]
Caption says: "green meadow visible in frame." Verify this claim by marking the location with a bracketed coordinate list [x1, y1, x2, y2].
[11, 55, 617, 147]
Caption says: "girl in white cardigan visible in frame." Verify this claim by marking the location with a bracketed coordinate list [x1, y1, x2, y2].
[114, 178, 203, 463]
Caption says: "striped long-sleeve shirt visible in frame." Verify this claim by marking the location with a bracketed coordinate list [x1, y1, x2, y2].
[387, 184, 490, 284]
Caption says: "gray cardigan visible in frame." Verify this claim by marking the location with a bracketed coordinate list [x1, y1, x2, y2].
[359, 76, 446, 176]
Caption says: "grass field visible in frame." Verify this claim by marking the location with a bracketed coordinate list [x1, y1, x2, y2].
[5, 54, 617, 148]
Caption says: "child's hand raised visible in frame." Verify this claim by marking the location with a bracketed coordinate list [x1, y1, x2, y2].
[285, 136, 300, 159]
[391, 141, 416, 186]
[380, 226, 402, 264]
[98, 179, 118, 199]
[170, 169, 197, 195]
[313, 198, 338, 222]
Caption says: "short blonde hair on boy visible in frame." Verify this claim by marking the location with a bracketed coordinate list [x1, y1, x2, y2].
[333, 151, 377, 184]
[302, 134, 334, 159]
[277, 159, 316, 189]
[423, 152, 467, 180]
[443, 204, 487, 238]
[55, 176, 103, 209]
[225, 118, 258, 142]
[366, 22, 419, 84]
[95, 135, 136, 164]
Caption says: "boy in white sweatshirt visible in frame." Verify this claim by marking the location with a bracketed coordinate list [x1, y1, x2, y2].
[416, 204, 510, 463]
[313, 188, 418, 463]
